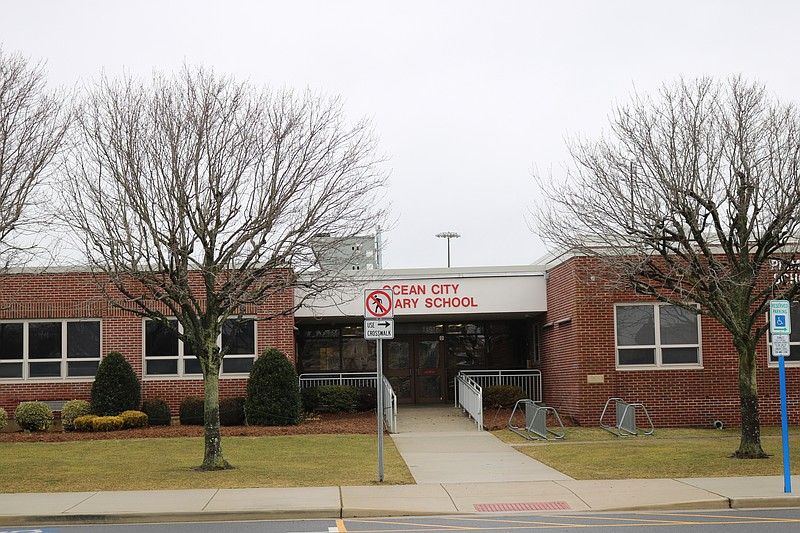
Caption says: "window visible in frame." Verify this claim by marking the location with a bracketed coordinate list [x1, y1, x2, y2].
[144, 318, 256, 377]
[768, 301, 800, 366]
[0, 320, 101, 380]
[615, 303, 701, 368]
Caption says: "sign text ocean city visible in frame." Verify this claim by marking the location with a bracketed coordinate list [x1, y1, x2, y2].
[382, 283, 478, 310]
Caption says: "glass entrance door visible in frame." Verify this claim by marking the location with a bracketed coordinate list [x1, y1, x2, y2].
[384, 336, 445, 403]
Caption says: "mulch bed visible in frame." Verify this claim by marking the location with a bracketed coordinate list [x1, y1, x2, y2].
[0, 411, 378, 443]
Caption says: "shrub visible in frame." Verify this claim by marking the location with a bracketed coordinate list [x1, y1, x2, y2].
[14, 401, 53, 431]
[120, 410, 149, 429]
[219, 397, 246, 426]
[356, 387, 377, 412]
[73, 415, 99, 432]
[92, 415, 124, 432]
[315, 385, 358, 413]
[91, 351, 141, 416]
[179, 396, 204, 425]
[483, 384, 527, 409]
[141, 399, 172, 426]
[300, 387, 319, 412]
[245, 348, 300, 426]
[61, 400, 91, 431]
[0, 407, 7, 431]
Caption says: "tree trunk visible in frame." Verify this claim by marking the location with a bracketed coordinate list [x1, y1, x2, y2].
[199, 360, 233, 470]
[733, 340, 767, 458]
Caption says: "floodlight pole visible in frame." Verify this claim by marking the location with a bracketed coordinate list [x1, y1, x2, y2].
[436, 231, 460, 267]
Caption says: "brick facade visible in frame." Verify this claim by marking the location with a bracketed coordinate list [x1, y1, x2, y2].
[537, 256, 800, 428]
[0, 270, 295, 415]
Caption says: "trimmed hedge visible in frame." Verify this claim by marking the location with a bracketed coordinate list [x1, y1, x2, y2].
[14, 401, 53, 431]
[92, 415, 124, 432]
[120, 410, 148, 429]
[219, 397, 246, 426]
[61, 400, 91, 431]
[141, 399, 172, 426]
[315, 385, 358, 413]
[73, 415, 99, 432]
[179, 396, 204, 426]
[245, 348, 300, 426]
[483, 384, 527, 408]
[0, 407, 7, 431]
[91, 351, 141, 416]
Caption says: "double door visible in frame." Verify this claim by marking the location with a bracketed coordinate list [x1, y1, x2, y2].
[384, 335, 445, 403]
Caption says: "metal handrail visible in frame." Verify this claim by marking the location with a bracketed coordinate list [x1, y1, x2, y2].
[455, 369, 544, 430]
[298, 371, 397, 433]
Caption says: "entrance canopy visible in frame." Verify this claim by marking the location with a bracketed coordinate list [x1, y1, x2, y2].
[296, 265, 548, 321]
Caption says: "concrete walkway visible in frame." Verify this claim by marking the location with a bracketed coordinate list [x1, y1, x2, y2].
[391, 405, 572, 483]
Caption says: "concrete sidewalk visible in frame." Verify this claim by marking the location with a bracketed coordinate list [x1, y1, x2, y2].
[1, 406, 798, 526]
[1, 477, 798, 526]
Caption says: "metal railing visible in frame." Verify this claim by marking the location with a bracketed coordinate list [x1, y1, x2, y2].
[298, 371, 397, 433]
[455, 369, 543, 430]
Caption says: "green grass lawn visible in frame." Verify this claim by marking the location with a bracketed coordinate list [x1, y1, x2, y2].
[495, 426, 800, 479]
[0, 434, 414, 493]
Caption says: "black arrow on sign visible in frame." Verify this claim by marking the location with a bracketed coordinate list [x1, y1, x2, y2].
[378, 321, 392, 327]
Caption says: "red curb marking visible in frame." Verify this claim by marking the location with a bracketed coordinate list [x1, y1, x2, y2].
[473, 501, 571, 512]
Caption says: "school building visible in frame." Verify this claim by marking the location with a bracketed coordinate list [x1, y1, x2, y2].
[1, 254, 798, 427]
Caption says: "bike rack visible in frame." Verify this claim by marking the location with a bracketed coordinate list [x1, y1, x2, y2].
[508, 399, 566, 440]
[599, 397, 654, 437]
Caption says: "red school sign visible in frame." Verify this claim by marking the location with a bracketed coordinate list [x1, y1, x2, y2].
[382, 282, 478, 311]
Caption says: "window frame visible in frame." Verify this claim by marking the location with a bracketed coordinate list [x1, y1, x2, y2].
[614, 303, 703, 370]
[142, 317, 258, 379]
[0, 319, 102, 382]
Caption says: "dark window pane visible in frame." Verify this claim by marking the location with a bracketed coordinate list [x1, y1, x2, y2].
[618, 348, 655, 365]
[0, 362, 22, 378]
[223, 319, 255, 355]
[342, 338, 375, 371]
[0, 323, 23, 360]
[447, 335, 486, 368]
[29, 322, 62, 359]
[184, 357, 202, 375]
[146, 359, 178, 375]
[660, 305, 698, 345]
[616, 306, 655, 346]
[29, 361, 61, 377]
[662, 347, 699, 364]
[223, 357, 254, 374]
[299, 339, 340, 372]
[387, 341, 410, 370]
[183, 337, 195, 356]
[68, 360, 99, 377]
[388, 376, 411, 399]
[145, 320, 178, 356]
[67, 322, 101, 358]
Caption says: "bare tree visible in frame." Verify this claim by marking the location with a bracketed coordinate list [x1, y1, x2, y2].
[61, 67, 388, 470]
[534, 77, 800, 458]
[0, 48, 68, 269]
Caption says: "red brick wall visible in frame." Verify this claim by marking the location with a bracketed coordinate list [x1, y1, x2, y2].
[0, 270, 295, 415]
[538, 256, 800, 428]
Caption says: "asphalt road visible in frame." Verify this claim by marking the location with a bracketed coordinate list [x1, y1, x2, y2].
[4, 508, 800, 533]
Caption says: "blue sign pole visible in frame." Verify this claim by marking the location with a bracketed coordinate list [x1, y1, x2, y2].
[779, 355, 792, 493]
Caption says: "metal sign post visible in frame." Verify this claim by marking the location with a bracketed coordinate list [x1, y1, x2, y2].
[364, 289, 394, 483]
[769, 299, 792, 494]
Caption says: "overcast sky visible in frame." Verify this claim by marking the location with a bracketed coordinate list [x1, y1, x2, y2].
[4, 1, 800, 268]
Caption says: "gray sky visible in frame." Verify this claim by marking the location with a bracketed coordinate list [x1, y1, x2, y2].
[4, 1, 800, 268]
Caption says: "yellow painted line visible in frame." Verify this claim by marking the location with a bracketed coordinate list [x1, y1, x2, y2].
[336, 519, 348, 532]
